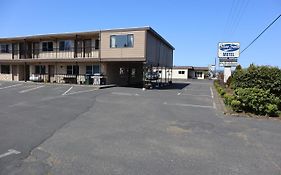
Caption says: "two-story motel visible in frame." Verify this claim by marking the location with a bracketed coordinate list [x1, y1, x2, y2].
[0, 27, 174, 86]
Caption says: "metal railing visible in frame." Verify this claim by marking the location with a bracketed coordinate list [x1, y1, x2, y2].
[0, 47, 99, 59]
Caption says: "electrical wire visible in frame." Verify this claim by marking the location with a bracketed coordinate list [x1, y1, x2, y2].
[241, 14, 281, 54]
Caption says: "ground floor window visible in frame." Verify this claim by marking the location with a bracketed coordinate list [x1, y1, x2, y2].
[0, 65, 10, 74]
[35, 65, 46, 74]
[67, 65, 79, 75]
[178, 71, 185, 74]
[86, 65, 100, 75]
[195, 71, 203, 78]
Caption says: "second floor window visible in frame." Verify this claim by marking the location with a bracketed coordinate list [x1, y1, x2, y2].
[42, 42, 53, 52]
[0, 44, 9, 53]
[59, 40, 72, 51]
[110, 34, 134, 48]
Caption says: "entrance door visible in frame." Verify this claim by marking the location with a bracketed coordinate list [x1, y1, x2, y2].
[76, 40, 83, 58]
[19, 43, 25, 59]
[12, 65, 17, 81]
[48, 65, 55, 83]
[25, 65, 30, 81]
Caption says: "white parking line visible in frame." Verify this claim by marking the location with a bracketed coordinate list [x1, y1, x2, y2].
[163, 102, 214, 109]
[209, 87, 217, 109]
[210, 87, 214, 98]
[19, 85, 45, 94]
[185, 89, 210, 92]
[0, 84, 22, 90]
[62, 86, 73, 96]
[66, 89, 97, 96]
[0, 149, 21, 159]
[180, 93, 212, 97]
[111, 92, 139, 96]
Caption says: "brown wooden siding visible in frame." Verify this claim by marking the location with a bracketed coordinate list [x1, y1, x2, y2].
[100, 30, 146, 61]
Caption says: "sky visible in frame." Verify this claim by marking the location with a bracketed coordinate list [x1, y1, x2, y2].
[0, 0, 281, 68]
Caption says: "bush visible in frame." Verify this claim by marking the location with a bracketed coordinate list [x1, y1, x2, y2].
[265, 104, 279, 116]
[231, 64, 281, 96]
[231, 100, 241, 112]
[224, 93, 235, 106]
[233, 88, 280, 116]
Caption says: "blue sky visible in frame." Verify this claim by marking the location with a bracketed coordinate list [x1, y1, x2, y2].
[0, 0, 280, 68]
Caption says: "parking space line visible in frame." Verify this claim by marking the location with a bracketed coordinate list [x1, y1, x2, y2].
[180, 93, 212, 97]
[62, 86, 73, 96]
[184, 89, 210, 92]
[0, 84, 22, 90]
[210, 87, 214, 98]
[163, 102, 214, 109]
[111, 92, 139, 96]
[0, 149, 21, 159]
[65, 89, 97, 96]
[19, 85, 45, 94]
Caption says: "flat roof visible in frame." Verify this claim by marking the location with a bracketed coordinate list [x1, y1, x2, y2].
[173, 66, 209, 71]
[0, 26, 174, 50]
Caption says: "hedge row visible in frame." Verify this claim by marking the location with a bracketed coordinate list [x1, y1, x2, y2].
[214, 80, 280, 116]
[231, 64, 281, 96]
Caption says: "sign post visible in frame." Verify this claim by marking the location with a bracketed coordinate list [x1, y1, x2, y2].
[218, 42, 240, 83]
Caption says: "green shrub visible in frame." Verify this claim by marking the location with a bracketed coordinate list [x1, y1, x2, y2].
[224, 94, 235, 106]
[265, 104, 279, 116]
[230, 100, 241, 112]
[233, 88, 280, 115]
[231, 64, 281, 96]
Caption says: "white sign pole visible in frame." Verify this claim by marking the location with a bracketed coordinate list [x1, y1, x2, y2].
[224, 66, 232, 83]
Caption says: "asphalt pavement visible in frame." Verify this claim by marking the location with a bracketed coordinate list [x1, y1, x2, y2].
[0, 80, 281, 175]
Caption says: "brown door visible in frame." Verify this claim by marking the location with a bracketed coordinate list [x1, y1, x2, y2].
[48, 65, 55, 83]
[19, 43, 25, 59]
[76, 40, 83, 58]
[12, 65, 17, 81]
[33, 42, 40, 58]
[25, 65, 30, 81]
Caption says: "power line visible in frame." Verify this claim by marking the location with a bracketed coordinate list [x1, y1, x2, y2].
[241, 14, 281, 54]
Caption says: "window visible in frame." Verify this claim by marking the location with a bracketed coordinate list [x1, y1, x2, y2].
[178, 71, 185, 74]
[195, 71, 203, 78]
[35, 65, 46, 74]
[86, 65, 100, 75]
[110, 34, 134, 48]
[0, 44, 9, 53]
[67, 65, 79, 75]
[42, 42, 53, 51]
[59, 40, 72, 51]
[1, 65, 10, 74]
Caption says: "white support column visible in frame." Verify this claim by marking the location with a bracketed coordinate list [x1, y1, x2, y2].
[224, 66, 231, 83]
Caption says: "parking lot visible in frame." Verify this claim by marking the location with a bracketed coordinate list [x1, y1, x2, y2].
[0, 80, 281, 175]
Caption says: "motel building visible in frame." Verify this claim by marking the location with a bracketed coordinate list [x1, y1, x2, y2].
[165, 66, 209, 80]
[0, 27, 174, 86]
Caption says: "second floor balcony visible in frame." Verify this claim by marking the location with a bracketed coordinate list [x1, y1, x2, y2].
[0, 39, 100, 60]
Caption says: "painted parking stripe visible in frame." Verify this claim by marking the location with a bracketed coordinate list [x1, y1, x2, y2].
[0, 149, 21, 159]
[19, 85, 45, 93]
[0, 84, 22, 90]
[66, 89, 97, 96]
[62, 86, 73, 96]
[163, 102, 214, 109]
[111, 92, 139, 96]
[210, 87, 214, 98]
[180, 94, 212, 97]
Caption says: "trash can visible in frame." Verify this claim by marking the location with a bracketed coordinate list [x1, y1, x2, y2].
[85, 74, 93, 85]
